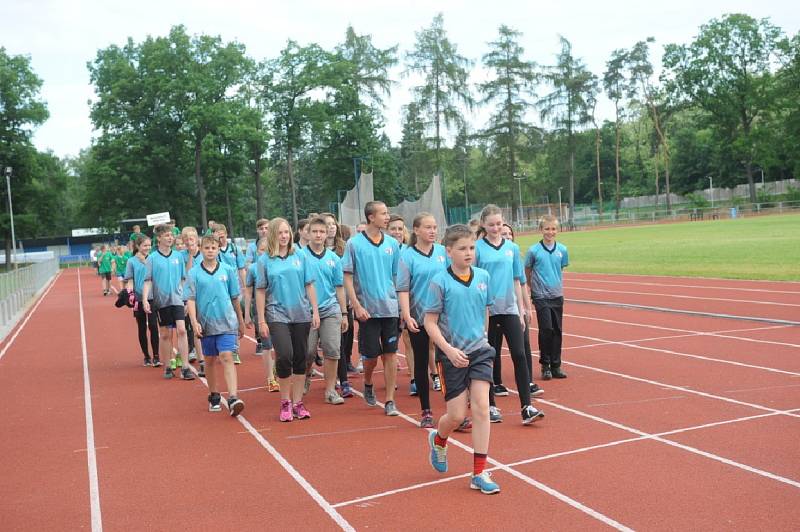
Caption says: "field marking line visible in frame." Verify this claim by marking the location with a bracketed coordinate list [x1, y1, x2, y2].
[0, 270, 61, 363]
[564, 271, 800, 286]
[286, 425, 397, 440]
[183, 365, 355, 531]
[77, 269, 103, 532]
[339, 387, 634, 531]
[587, 395, 687, 408]
[723, 383, 800, 394]
[569, 286, 800, 308]
[568, 277, 800, 295]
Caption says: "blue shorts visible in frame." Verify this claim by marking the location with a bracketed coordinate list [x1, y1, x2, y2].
[200, 333, 237, 356]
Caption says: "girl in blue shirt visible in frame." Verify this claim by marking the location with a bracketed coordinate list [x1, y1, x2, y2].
[125, 235, 159, 367]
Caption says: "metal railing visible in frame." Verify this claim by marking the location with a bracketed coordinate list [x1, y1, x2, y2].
[0, 258, 59, 330]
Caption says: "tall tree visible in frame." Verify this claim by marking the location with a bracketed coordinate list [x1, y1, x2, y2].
[664, 14, 784, 202]
[586, 76, 603, 217]
[538, 36, 594, 226]
[603, 48, 627, 216]
[479, 25, 538, 221]
[405, 13, 474, 178]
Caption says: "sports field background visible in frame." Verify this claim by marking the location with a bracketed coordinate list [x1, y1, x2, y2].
[516, 213, 800, 281]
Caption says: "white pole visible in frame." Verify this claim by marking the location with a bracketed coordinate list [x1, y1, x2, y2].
[4, 167, 16, 268]
[707, 176, 714, 209]
[558, 187, 564, 222]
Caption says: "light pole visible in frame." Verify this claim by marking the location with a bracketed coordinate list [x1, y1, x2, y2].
[758, 168, 765, 187]
[707, 176, 714, 209]
[4, 167, 17, 269]
[513, 172, 525, 226]
[557, 187, 564, 222]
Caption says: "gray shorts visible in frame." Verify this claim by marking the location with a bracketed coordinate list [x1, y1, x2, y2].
[436, 344, 495, 401]
[307, 314, 342, 361]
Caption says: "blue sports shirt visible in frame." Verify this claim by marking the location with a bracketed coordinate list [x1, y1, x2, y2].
[124, 256, 150, 301]
[185, 262, 241, 336]
[426, 266, 493, 353]
[474, 237, 525, 316]
[341, 232, 400, 317]
[245, 242, 257, 265]
[256, 250, 314, 323]
[144, 249, 185, 308]
[397, 243, 448, 323]
[304, 247, 344, 319]
[525, 241, 569, 299]
[219, 242, 245, 272]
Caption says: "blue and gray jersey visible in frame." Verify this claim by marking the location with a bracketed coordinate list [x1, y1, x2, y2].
[145, 249, 185, 308]
[305, 247, 343, 319]
[256, 251, 314, 324]
[124, 256, 149, 301]
[219, 242, 245, 272]
[185, 262, 241, 336]
[525, 241, 569, 299]
[475, 237, 524, 316]
[426, 267, 493, 353]
[397, 243, 448, 323]
[341, 232, 400, 317]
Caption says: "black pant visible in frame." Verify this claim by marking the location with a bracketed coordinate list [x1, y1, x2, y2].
[535, 297, 564, 369]
[487, 314, 531, 408]
[408, 327, 433, 411]
[134, 307, 159, 358]
[269, 321, 311, 379]
[491, 321, 533, 386]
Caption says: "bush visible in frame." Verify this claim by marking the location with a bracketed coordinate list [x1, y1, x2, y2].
[686, 192, 710, 209]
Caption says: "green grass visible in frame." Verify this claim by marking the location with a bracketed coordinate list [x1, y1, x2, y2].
[516, 213, 800, 281]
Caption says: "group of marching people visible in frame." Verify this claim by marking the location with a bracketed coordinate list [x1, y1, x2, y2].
[116, 203, 569, 495]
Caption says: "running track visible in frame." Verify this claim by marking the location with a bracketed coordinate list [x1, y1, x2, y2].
[1, 268, 798, 530]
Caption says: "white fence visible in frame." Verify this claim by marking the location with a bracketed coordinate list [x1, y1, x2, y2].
[0, 258, 59, 336]
[620, 179, 798, 209]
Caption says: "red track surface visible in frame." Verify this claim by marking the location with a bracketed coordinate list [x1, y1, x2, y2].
[1, 268, 799, 530]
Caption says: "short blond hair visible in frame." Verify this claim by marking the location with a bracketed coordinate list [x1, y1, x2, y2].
[538, 214, 559, 229]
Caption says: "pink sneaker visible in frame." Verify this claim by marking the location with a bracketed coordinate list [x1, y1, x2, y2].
[279, 399, 293, 422]
[292, 401, 311, 420]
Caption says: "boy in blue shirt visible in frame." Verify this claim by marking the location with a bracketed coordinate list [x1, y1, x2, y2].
[342, 201, 401, 416]
[142, 224, 194, 381]
[525, 214, 569, 380]
[187, 235, 246, 416]
[214, 224, 246, 364]
[425, 224, 499, 495]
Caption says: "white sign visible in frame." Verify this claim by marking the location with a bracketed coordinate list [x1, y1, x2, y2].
[146, 212, 171, 226]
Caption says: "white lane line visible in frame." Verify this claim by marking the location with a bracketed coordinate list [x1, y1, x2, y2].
[0, 270, 61, 362]
[186, 365, 354, 531]
[568, 277, 800, 295]
[565, 271, 800, 287]
[569, 286, 800, 307]
[77, 269, 103, 532]
[723, 383, 800, 394]
[286, 425, 397, 440]
[587, 396, 687, 408]
[341, 388, 633, 531]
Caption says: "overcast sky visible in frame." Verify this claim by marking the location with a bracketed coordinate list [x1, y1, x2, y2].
[2, 0, 798, 159]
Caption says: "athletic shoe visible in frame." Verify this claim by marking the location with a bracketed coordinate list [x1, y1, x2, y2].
[268, 378, 280, 393]
[228, 396, 245, 417]
[314, 354, 323, 367]
[493, 384, 509, 396]
[428, 431, 448, 473]
[363, 385, 377, 406]
[164, 367, 174, 379]
[152, 357, 162, 367]
[304, 373, 313, 395]
[197, 362, 205, 378]
[420, 409, 434, 429]
[356, 362, 364, 373]
[279, 399, 293, 422]
[409, 380, 418, 396]
[542, 368, 553, 380]
[521, 405, 545, 425]
[470, 472, 500, 494]
[143, 357, 152, 367]
[489, 406, 503, 423]
[384, 400, 399, 416]
[255, 342, 264, 355]
[233, 352, 241, 365]
[340, 382, 354, 398]
[292, 401, 311, 419]
[181, 367, 195, 381]
[530, 383, 544, 397]
[176, 355, 183, 367]
[325, 390, 345, 405]
[188, 350, 197, 363]
[208, 393, 222, 412]
[169, 358, 177, 371]
[431, 374, 442, 391]
[551, 367, 568, 379]
[455, 417, 472, 432]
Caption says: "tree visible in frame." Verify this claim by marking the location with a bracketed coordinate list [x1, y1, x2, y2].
[479, 25, 538, 221]
[538, 36, 594, 226]
[586, 76, 603, 217]
[664, 14, 785, 202]
[405, 13, 474, 177]
[603, 48, 627, 216]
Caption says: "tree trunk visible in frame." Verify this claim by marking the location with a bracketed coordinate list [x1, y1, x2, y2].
[568, 133, 575, 227]
[743, 120, 756, 202]
[654, 143, 660, 211]
[648, 101, 671, 212]
[4, 238, 10, 272]
[614, 102, 621, 217]
[595, 126, 603, 218]
[195, 138, 208, 228]
[253, 150, 263, 221]
[287, 144, 298, 230]
[225, 178, 234, 237]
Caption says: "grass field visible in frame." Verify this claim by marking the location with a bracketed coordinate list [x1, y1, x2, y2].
[515, 213, 800, 281]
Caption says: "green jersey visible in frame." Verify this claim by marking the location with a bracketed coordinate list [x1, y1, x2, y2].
[129, 232, 144, 242]
[114, 253, 129, 274]
[98, 252, 114, 274]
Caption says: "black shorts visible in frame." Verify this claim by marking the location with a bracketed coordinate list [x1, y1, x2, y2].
[358, 317, 399, 358]
[436, 344, 495, 401]
[156, 305, 185, 328]
[100, 272, 111, 280]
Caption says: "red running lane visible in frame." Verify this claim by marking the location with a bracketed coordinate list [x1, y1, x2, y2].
[566, 272, 800, 292]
